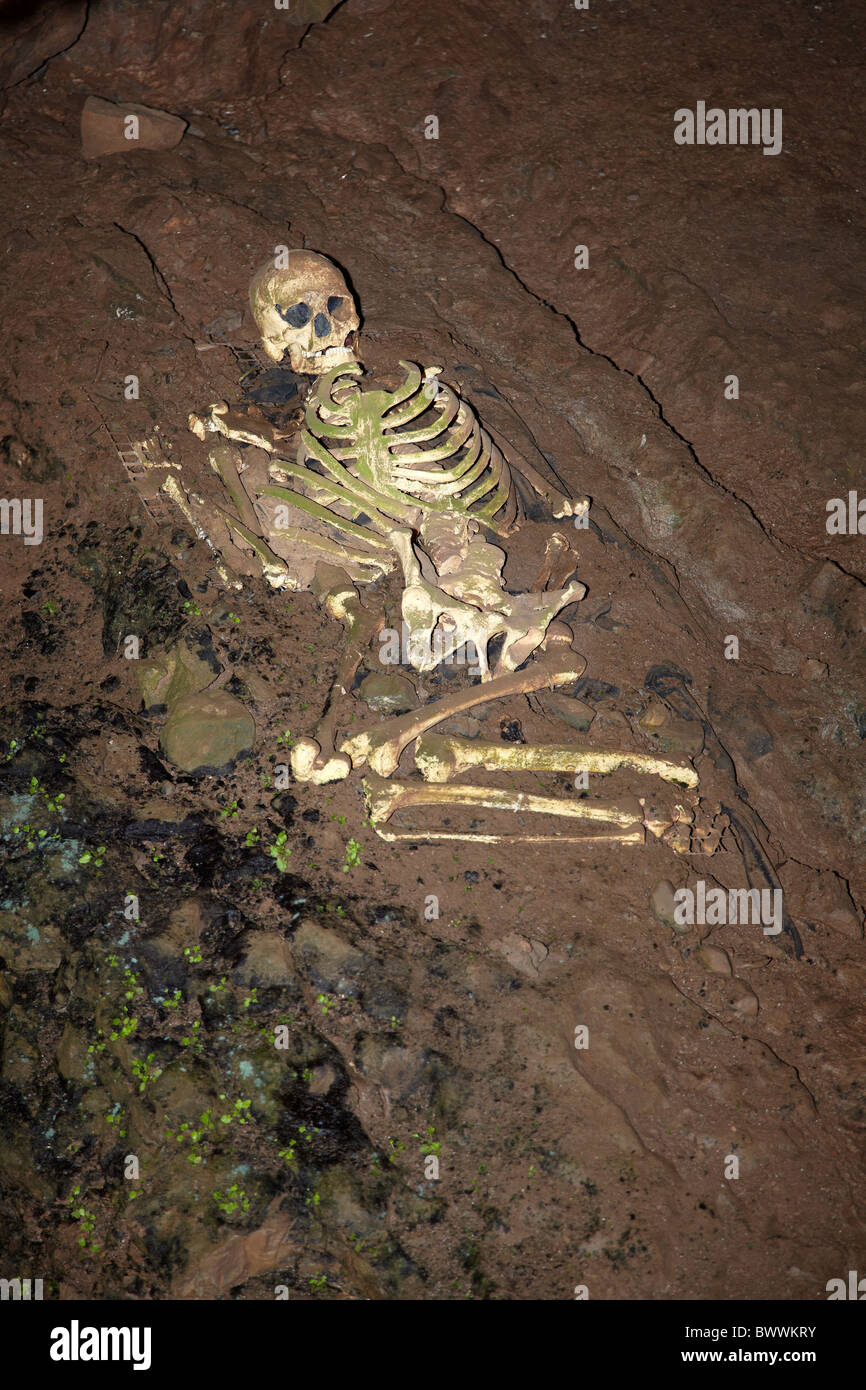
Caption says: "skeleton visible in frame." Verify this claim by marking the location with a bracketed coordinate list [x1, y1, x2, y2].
[140, 250, 724, 849]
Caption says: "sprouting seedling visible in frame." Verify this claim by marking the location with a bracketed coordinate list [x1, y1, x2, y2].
[245, 827, 261, 847]
[79, 845, 107, 868]
[219, 800, 239, 820]
[341, 838, 362, 873]
[268, 830, 291, 872]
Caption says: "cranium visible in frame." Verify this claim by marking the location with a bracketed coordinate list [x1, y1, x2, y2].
[249, 250, 360, 373]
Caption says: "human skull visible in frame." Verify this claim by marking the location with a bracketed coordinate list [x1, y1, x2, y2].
[249, 250, 360, 373]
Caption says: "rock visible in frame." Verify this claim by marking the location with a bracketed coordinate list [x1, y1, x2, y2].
[697, 945, 732, 975]
[651, 879, 684, 929]
[438, 714, 482, 738]
[778, 862, 862, 940]
[56, 1022, 88, 1082]
[234, 931, 294, 988]
[358, 671, 418, 713]
[291, 919, 367, 996]
[159, 690, 254, 773]
[0, 0, 87, 88]
[539, 692, 595, 733]
[137, 630, 221, 712]
[60, 1, 341, 107]
[638, 707, 704, 757]
[80, 96, 188, 160]
[732, 989, 759, 1018]
[799, 657, 828, 681]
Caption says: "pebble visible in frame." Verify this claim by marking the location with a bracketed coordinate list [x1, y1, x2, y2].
[651, 879, 685, 929]
[160, 690, 254, 773]
[80, 96, 188, 159]
[697, 945, 732, 975]
[358, 671, 418, 714]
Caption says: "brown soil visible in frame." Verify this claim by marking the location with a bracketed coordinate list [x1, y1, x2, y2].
[0, 0, 863, 1301]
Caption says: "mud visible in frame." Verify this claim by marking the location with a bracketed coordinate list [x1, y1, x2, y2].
[0, 0, 863, 1300]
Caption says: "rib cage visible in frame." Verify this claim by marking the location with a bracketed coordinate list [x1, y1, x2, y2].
[298, 360, 521, 538]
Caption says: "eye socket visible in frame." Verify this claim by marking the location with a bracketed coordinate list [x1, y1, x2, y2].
[327, 295, 351, 322]
[277, 301, 311, 328]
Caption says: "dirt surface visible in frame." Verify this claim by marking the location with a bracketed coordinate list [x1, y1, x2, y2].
[0, 0, 864, 1301]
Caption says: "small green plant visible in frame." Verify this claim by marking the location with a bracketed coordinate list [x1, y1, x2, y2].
[131, 1052, 163, 1093]
[213, 1183, 250, 1216]
[245, 827, 261, 847]
[166, 1108, 216, 1166]
[219, 1096, 252, 1126]
[183, 599, 202, 616]
[278, 1141, 297, 1166]
[227, 611, 241, 625]
[67, 1187, 100, 1253]
[341, 838, 362, 873]
[105, 1108, 127, 1138]
[308, 1273, 328, 1291]
[276, 729, 295, 748]
[316, 992, 336, 1016]
[219, 800, 239, 820]
[268, 830, 291, 872]
[180, 1019, 202, 1048]
[242, 988, 258, 1010]
[42, 598, 57, 616]
[11, 822, 59, 851]
[414, 1125, 441, 1158]
[387, 1137, 407, 1165]
[184, 944, 203, 965]
[78, 845, 107, 867]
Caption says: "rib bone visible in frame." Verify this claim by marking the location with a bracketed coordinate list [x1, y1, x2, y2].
[414, 733, 699, 787]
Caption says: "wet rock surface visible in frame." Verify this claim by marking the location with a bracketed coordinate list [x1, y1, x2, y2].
[0, 0, 864, 1302]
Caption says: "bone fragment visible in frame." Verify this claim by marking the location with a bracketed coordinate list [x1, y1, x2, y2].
[290, 567, 384, 784]
[159, 474, 241, 589]
[414, 733, 699, 787]
[340, 634, 586, 777]
[531, 532, 579, 593]
[362, 772, 644, 844]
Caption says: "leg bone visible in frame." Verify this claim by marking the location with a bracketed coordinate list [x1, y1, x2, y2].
[414, 732, 699, 787]
[363, 771, 644, 844]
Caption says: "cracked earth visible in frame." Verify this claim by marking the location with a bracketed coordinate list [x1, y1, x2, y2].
[0, 0, 864, 1300]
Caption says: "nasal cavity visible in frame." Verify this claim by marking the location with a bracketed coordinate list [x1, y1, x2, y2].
[313, 312, 331, 338]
